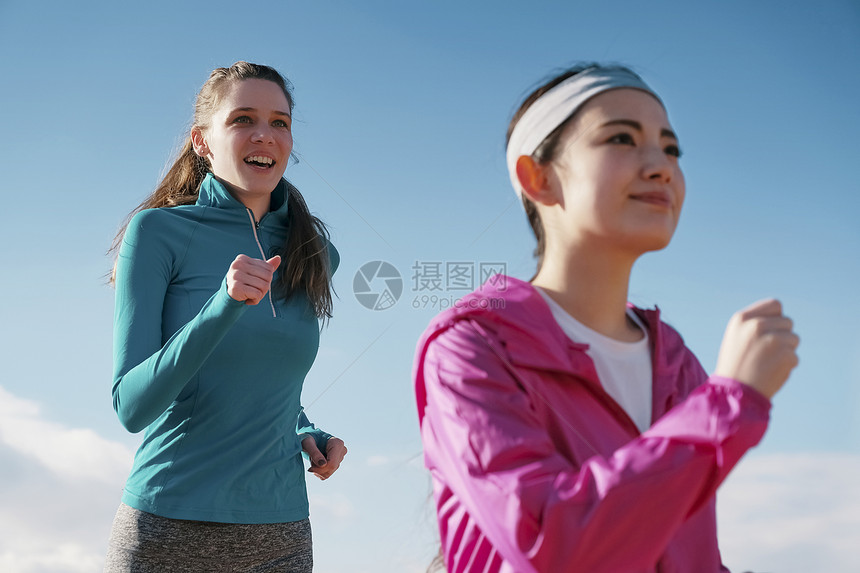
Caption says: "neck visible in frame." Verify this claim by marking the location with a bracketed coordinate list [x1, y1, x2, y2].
[242, 196, 270, 223]
[532, 242, 642, 342]
[215, 176, 271, 222]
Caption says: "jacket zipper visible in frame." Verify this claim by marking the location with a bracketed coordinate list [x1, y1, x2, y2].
[245, 208, 277, 318]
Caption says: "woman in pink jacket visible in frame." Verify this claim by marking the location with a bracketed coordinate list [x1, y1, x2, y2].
[414, 64, 800, 572]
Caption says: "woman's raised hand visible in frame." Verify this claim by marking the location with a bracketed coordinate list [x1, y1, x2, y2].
[226, 254, 281, 305]
[715, 299, 800, 400]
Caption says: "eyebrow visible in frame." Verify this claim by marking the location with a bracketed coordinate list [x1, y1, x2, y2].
[601, 119, 677, 141]
[231, 106, 291, 118]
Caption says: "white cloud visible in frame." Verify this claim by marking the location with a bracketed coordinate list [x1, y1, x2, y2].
[0, 543, 103, 573]
[0, 386, 133, 573]
[718, 451, 860, 573]
[0, 386, 132, 484]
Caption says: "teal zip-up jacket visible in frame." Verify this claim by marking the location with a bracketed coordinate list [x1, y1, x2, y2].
[112, 173, 337, 524]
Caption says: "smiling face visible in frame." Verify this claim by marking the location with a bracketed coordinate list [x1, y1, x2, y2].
[542, 88, 685, 257]
[192, 78, 293, 203]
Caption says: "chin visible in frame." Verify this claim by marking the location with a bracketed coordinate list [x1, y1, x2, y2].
[646, 233, 676, 252]
[242, 178, 281, 195]
[623, 229, 676, 255]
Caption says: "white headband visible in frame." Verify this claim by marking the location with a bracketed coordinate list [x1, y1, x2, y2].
[506, 66, 661, 199]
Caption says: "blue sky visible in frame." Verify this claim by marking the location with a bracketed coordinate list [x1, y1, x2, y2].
[0, 1, 858, 571]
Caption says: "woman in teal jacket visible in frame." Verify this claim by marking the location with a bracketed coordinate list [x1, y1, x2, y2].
[104, 61, 346, 572]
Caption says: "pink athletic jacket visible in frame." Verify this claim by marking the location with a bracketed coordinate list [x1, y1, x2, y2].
[414, 276, 771, 572]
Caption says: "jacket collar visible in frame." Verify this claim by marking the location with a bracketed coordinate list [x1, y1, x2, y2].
[196, 173, 291, 224]
[424, 275, 666, 369]
[417, 275, 686, 420]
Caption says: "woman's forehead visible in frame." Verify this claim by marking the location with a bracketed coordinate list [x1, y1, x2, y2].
[573, 88, 671, 130]
[216, 79, 291, 114]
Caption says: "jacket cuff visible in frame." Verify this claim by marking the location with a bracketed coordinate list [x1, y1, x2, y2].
[709, 375, 772, 415]
[217, 278, 249, 308]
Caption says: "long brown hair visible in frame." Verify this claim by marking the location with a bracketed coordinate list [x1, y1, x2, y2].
[109, 61, 333, 319]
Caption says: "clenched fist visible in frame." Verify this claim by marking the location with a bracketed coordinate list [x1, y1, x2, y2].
[715, 299, 800, 399]
[226, 254, 281, 305]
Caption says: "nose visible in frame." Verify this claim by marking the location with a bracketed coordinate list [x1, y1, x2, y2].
[641, 146, 673, 183]
[252, 125, 275, 144]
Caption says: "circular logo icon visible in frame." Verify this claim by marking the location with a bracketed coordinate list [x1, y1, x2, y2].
[353, 261, 403, 310]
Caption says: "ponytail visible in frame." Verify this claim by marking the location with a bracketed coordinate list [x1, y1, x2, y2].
[108, 137, 207, 283]
[153, 138, 209, 208]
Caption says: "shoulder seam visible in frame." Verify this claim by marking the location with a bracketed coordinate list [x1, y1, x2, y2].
[173, 205, 207, 275]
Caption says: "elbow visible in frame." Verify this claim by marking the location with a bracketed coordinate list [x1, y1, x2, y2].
[115, 405, 147, 434]
[112, 387, 147, 434]
[121, 417, 147, 434]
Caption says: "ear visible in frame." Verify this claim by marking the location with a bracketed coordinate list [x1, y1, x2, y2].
[516, 155, 560, 206]
[191, 127, 209, 157]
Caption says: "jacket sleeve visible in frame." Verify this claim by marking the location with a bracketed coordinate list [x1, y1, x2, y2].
[418, 319, 771, 572]
[112, 210, 248, 433]
[296, 407, 333, 453]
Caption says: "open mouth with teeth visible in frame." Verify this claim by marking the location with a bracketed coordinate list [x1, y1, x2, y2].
[244, 155, 276, 169]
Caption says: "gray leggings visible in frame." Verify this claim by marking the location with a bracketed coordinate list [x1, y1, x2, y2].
[104, 504, 313, 573]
